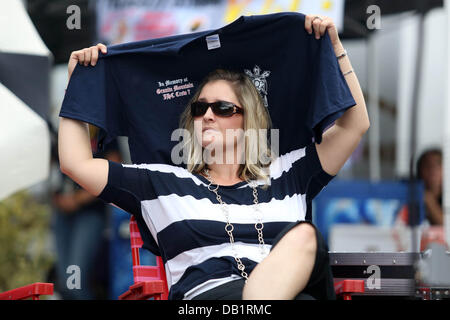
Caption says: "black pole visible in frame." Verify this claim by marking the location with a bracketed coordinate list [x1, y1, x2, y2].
[408, 0, 432, 297]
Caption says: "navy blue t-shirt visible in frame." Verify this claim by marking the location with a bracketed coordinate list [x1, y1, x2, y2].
[60, 12, 356, 165]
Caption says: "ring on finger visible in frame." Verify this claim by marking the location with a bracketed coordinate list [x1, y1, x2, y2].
[312, 16, 323, 23]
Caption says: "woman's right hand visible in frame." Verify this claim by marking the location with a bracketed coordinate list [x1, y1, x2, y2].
[68, 43, 107, 81]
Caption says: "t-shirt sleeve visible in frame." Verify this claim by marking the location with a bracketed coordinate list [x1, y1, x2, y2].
[98, 160, 160, 255]
[309, 33, 357, 144]
[59, 56, 127, 151]
[290, 143, 335, 202]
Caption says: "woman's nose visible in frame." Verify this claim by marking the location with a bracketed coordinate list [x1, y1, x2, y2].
[203, 106, 215, 120]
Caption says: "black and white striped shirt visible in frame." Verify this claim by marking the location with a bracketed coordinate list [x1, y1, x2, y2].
[98, 143, 334, 299]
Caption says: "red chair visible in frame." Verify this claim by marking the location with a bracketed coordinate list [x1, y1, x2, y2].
[119, 216, 169, 300]
[333, 279, 364, 300]
[119, 216, 363, 300]
[0, 283, 54, 300]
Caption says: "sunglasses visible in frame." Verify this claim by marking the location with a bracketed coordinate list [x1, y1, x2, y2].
[190, 100, 244, 117]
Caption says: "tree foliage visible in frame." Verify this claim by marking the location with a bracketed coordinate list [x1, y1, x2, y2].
[0, 191, 54, 292]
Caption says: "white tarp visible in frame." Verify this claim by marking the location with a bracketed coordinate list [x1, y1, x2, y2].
[396, 9, 446, 177]
[0, 0, 51, 56]
[0, 0, 51, 200]
[444, 0, 450, 249]
[0, 83, 50, 201]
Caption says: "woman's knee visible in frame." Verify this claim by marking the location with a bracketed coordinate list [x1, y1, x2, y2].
[284, 223, 317, 253]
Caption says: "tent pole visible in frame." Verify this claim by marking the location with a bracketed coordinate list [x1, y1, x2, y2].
[444, 0, 450, 247]
[367, 34, 381, 181]
[408, 5, 426, 253]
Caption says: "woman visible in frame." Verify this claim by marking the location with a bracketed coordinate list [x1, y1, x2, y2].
[59, 14, 369, 300]
[417, 148, 443, 226]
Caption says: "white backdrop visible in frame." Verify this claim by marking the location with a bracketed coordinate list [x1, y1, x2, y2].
[0, 0, 51, 200]
[0, 84, 50, 201]
[396, 8, 446, 177]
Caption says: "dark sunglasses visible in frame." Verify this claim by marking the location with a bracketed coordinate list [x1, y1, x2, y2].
[191, 101, 244, 117]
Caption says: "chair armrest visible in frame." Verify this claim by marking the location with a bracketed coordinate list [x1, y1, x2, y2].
[118, 280, 165, 300]
[0, 283, 54, 300]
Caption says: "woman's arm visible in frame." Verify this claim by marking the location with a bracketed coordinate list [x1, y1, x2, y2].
[54, 149, 122, 213]
[59, 43, 110, 196]
[58, 118, 108, 197]
[305, 14, 370, 176]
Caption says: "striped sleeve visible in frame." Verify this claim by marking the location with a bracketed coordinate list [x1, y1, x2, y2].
[98, 160, 160, 255]
[301, 143, 335, 201]
[288, 143, 335, 201]
[273, 143, 335, 222]
[98, 160, 156, 215]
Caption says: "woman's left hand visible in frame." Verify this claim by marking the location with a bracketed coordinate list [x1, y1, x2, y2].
[304, 14, 341, 47]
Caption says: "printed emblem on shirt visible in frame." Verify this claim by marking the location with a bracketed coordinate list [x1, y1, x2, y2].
[244, 65, 270, 108]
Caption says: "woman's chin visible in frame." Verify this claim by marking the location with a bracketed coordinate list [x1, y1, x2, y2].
[201, 133, 218, 148]
[201, 139, 218, 149]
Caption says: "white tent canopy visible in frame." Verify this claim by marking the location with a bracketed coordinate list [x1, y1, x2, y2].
[0, 1, 51, 201]
[0, 83, 50, 201]
[0, 0, 51, 56]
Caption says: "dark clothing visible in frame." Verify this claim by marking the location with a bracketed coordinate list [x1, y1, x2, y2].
[97, 143, 335, 300]
[60, 12, 356, 165]
[193, 221, 336, 300]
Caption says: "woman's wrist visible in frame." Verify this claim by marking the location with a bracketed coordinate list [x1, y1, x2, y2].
[332, 40, 345, 57]
[333, 41, 353, 76]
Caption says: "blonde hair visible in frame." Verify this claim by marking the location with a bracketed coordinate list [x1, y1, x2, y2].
[179, 69, 274, 188]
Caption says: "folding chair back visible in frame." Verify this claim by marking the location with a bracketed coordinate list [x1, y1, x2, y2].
[118, 216, 169, 300]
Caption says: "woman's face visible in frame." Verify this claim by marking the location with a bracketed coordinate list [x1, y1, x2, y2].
[193, 80, 244, 155]
[421, 153, 442, 192]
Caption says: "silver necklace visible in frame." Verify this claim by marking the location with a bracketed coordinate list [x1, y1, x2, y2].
[203, 168, 266, 281]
